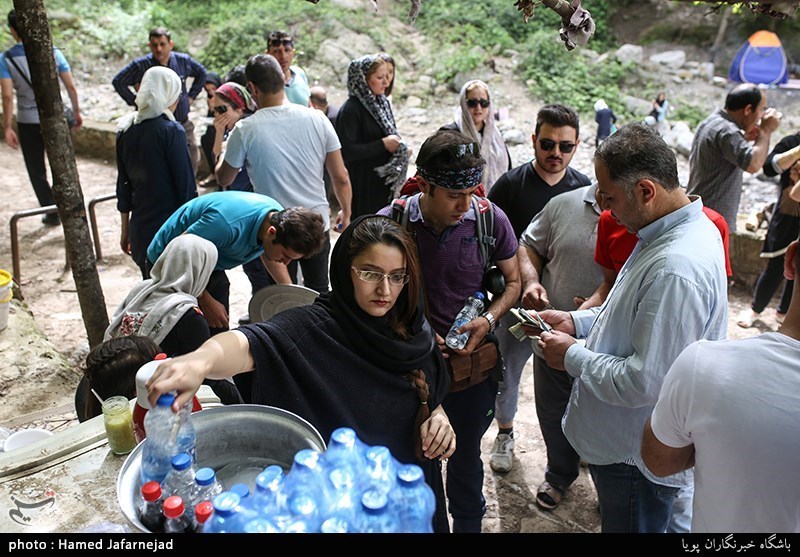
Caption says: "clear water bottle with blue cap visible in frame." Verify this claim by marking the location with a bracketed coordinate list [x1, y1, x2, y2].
[362, 445, 398, 496]
[203, 491, 242, 533]
[252, 465, 289, 530]
[140, 393, 179, 485]
[283, 492, 321, 533]
[445, 291, 485, 350]
[176, 401, 197, 464]
[162, 452, 196, 507]
[280, 449, 332, 516]
[388, 463, 435, 532]
[322, 427, 367, 474]
[190, 467, 224, 510]
[355, 488, 400, 533]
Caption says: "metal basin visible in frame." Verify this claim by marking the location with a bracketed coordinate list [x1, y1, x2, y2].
[116, 404, 326, 533]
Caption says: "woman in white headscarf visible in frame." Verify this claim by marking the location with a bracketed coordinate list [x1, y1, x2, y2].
[104, 233, 243, 405]
[115, 66, 198, 279]
[440, 80, 511, 193]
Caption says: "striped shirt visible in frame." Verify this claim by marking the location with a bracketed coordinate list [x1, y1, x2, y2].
[686, 108, 753, 232]
[111, 52, 206, 124]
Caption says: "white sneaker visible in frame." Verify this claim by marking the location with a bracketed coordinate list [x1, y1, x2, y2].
[489, 433, 514, 473]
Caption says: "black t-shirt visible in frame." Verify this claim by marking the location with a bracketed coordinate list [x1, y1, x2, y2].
[488, 163, 592, 239]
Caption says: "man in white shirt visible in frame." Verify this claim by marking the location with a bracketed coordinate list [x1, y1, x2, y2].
[643, 235, 800, 533]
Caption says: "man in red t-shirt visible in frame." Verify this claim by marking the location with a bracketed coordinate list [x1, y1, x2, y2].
[578, 203, 731, 309]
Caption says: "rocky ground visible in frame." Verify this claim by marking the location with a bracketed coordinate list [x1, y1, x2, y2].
[0, 32, 795, 533]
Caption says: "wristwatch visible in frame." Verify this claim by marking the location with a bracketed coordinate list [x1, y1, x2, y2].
[481, 311, 497, 333]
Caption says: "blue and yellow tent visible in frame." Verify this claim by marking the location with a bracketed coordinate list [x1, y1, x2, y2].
[728, 30, 789, 86]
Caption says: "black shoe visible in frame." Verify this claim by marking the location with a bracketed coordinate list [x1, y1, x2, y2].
[238, 314, 252, 325]
[42, 213, 60, 226]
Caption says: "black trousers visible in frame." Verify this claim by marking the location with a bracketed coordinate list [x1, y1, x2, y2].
[17, 122, 55, 207]
[752, 255, 793, 314]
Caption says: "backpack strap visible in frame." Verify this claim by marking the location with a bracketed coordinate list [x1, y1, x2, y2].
[471, 196, 496, 271]
[390, 195, 411, 229]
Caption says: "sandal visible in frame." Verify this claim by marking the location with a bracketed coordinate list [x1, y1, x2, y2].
[536, 481, 564, 511]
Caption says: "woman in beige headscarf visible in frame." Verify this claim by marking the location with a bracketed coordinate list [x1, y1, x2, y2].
[115, 66, 198, 279]
[440, 79, 511, 193]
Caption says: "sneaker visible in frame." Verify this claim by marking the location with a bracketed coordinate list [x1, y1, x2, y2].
[736, 308, 759, 328]
[238, 314, 252, 325]
[489, 433, 514, 473]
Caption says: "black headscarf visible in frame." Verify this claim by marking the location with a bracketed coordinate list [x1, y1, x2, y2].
[314, 215, 438, 373]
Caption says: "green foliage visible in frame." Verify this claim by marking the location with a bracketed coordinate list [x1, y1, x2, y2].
[518, 30, 633, 118]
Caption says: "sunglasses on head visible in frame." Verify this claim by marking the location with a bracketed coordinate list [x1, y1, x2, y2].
[213, 104, 229, 115]
[466, 98, 490, 109]
[268, 39, 294, 49]
[538, 138, 576, 153]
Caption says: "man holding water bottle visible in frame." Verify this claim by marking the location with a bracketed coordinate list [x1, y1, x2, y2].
[378, 128, 520, 533]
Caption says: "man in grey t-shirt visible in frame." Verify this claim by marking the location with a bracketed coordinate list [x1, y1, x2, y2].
[216, 54, 352, 295]
[1, 9, 82, 226]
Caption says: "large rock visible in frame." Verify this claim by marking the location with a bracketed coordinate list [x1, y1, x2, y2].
[614, 44, 644, 65]
[648, 50, 686, 70]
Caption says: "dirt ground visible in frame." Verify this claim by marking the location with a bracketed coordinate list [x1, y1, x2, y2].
[0, 135, 787, 533]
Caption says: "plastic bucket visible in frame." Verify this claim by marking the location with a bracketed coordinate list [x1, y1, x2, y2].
[0, 270, 12, 331]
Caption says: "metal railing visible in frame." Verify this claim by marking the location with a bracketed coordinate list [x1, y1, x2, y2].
[9, 193, 117, 297]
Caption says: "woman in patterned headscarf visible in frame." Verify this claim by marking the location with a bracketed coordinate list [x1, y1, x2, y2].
[336, 54, 409, 217]
[211, 82, 257, 192]
[440, 80, 511, 193]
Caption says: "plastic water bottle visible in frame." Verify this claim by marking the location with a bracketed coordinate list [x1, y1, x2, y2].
[140, 393, 179, 485]
[445, 291, 485, 350]
[193, 500, 214, 533]
[283, 492, 321, 533]
[251, 465, 286, 527]
[134, 354, 202, 443]
[362, 445, 398, 496]
[162, 495, 195, 533]
[325, 466, 360, 527]
[355, 488, 400, 533]
[389, 463, 435, 533]
[175, 401, 197, 464]
[242, 517, 280, 533]
[162, 453, 196, 507]
[138, 480, 165, 533]
[322, 427, 366, 475]
[190, 467, 224, 510]
[204, 492, 242, 533]
[281, 449, 331, 515]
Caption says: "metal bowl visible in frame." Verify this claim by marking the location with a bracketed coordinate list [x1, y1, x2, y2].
[116, 404, 326, 532]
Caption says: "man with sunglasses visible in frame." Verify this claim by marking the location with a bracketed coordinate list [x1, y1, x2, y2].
[378, 129, 521, 533]
[265, 30, 310, 107]
[112, 27, 207, 178]
[486, 105, 591, 490]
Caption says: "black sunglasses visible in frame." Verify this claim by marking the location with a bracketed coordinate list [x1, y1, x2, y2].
[466, 98, 490, 109]
[538, 138, 576, 153]
[213, 104, 229, 115]
[268, 39, 294, 49]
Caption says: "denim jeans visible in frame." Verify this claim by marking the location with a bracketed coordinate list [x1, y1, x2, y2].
[17, 122, 54, 208]
[588, 462, 679, 533]
[493, 312, 532, 424]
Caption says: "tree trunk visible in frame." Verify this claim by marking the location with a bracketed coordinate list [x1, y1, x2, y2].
[709, 5, 731, 64]
[14, 0, 109, 348]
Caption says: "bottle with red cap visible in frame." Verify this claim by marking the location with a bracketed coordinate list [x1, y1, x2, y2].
[138, 481, 165, 533]
[163, 495, 195, 533]
[194, 501, 214, 533]
[133, 353, 202, 443]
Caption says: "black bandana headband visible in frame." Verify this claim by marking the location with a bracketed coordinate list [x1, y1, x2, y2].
[418, 163, 484, 190]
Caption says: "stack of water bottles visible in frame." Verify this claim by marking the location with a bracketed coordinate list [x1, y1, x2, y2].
[138, 392, 228, 533]
[204, 427, 436, 533]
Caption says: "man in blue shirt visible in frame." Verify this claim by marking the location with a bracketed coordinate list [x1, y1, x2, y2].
[1, 9, 82, 226]
[534, 123, 728, 533]
[112, 27, 206, 177]
[147, 191, 325, 337]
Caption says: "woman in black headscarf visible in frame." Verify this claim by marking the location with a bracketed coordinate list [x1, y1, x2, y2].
[336, 54, 409, 218]
[146, 215, 454, 532]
